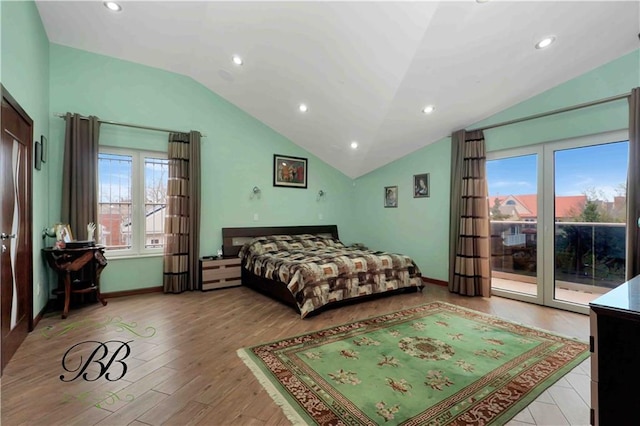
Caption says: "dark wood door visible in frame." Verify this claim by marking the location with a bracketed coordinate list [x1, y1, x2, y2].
[1, 85, 33, 375]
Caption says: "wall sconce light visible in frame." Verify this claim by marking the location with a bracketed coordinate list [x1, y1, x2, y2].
[250, 186, 261, 199]
[42, 226, 57, 239]
[317, 189, 326, 201]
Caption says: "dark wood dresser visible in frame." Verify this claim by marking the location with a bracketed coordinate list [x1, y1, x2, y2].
[589, 274, 640, 426]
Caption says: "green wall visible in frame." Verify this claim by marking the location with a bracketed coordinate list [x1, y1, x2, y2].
[477, 50, 639, 152]
[353, 137, 452, 280]
[1, 1, 51, 317]
[3, 0, 640, 308]
[49, 44, 356, 293]
[353, 49, 640, 282]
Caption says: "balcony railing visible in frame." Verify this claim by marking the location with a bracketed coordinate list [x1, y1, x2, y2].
[491, 220, 626, 291]
[503, 233, 526, 247]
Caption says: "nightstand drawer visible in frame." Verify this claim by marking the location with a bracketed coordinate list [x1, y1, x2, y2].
[202, 278, 242, 291]
[202, 265, 241, 281]
[200, 257, 242, 291]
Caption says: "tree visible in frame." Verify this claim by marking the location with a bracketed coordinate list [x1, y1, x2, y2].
[145, 169, 167, 204]
[580, 200, 602, 222]
[571, 186, 625, 223]
[559, 185, 627, 283]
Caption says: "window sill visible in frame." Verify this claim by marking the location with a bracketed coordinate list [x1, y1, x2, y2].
[105, 252, 164, 261]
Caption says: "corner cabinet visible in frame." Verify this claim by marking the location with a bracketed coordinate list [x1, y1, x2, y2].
[43, 246, 108, 319]
[589, 274, 640, 426]
[200, 257, 242, 291]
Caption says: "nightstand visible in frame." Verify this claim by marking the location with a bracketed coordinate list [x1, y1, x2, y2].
[200, 257, 242, 291]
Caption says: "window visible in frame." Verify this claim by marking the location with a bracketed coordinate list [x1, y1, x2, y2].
[98, 148, 168, 256]
[486, 129, 628, 314]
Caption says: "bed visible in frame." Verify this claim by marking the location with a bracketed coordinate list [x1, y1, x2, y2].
[222, 225, 423, 318]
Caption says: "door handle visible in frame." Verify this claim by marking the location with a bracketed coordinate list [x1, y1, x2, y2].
[1, 233, 16, 240]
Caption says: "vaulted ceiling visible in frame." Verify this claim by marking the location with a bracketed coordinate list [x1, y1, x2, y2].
[36, 1, 640, 178]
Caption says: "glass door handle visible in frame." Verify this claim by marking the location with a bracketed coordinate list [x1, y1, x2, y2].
[0, 233, 16, 240]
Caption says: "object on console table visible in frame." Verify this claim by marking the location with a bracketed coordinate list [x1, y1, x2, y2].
[42, 246, 108, 319]
[200, 257, 241, 291]
[64, 240, 96, 249]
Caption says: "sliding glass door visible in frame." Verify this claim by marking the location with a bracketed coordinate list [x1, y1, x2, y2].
[487, 147, 543, 306]
[487, 130, 628, 314]
[545, 134, 628, 312]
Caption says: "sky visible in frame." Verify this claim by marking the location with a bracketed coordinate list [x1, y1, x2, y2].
[487, 141, 628, 201]
[98, 153, 168, 203]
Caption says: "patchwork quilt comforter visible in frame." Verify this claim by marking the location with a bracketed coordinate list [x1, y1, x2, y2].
[239, 234, 423, 318]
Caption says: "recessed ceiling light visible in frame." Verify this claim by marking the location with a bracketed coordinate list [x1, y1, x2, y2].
[476, 0, 490, 3]
[232, 55, 243, 66]
[350, 141, 358, 149]
[422, 105, 435, 114]
[535, 36, 556, 49]
[299, 104, 308, 113]
[103, 2, 122, 12]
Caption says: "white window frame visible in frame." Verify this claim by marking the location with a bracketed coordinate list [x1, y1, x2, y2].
[487, 129, 628, 315]
[98, 146, 168, 258]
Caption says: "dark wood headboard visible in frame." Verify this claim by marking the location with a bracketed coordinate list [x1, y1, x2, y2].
[222, 225, 339, 257]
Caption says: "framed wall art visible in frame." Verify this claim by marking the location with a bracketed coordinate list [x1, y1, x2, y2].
[413, 173, 430, 198]
[384, 186, 398, 208]
[34, 141, 42, 170]
[273, 154, 308, 188]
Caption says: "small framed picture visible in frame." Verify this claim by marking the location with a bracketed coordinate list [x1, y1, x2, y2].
[55, 224, 74, 242]
[34, 141, 42, 170]
[413, 173, 430, 198]
[273, 154, 308, 188]
[384, 186, 398, 208]
[41, 135, 47, 163]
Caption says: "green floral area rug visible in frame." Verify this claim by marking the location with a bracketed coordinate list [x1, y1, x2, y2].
[237, 302, 589, 425]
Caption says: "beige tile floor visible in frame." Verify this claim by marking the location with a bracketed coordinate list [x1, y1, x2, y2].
[506, 357, 591, 426]
[494, 276, 593, 425]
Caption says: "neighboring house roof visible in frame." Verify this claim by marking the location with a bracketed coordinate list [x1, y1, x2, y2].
[508, 195, 536, 219]
[490, 195, 535, 219]
[121, 205, 166, 234]
[554, 196, 587, 219]
[490, 194, 587, 219]
[145, 206, 165, 234]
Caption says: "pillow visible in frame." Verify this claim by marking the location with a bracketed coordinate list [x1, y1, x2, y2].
[239, 237, 268, 257]
[239, 234, 345, 258]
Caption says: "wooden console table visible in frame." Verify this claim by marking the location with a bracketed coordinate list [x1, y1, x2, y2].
[43, 246, 108, 319]
[589, 274, 640, 425]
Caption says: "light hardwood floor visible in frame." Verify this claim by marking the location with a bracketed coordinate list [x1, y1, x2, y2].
[1, 284, 591, 425]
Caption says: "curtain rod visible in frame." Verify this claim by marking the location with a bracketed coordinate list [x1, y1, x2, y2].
[54, 113, 206, 137]
[469, 92, 630, 132]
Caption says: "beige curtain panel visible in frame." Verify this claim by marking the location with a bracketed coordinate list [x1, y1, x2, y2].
[448, 129, 491, 297]
[163, 131, 202, 293]
[61, 113, 101, 240]
[627, 87, 640, 280]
